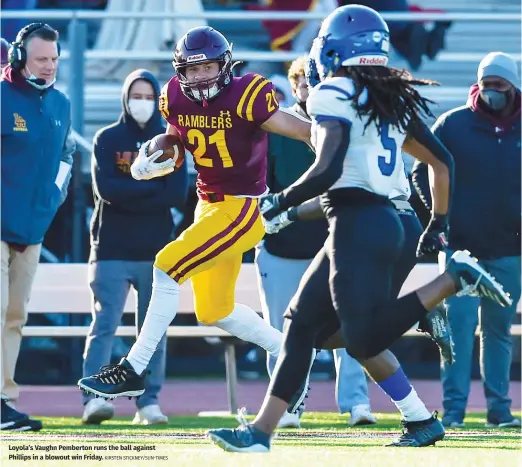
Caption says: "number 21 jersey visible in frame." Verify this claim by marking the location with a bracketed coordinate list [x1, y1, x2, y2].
[159, 73, 279, 197]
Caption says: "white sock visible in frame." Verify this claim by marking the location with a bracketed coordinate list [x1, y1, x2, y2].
[127, 267, 179, 375]
[394, 388, 432, 422]
[214, 303, 282, 357]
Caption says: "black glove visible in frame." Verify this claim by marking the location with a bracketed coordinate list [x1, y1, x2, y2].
[259, 193, 285, 221]
[417, 214, 449, 258]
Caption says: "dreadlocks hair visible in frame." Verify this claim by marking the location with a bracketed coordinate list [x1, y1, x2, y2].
[344, 66, 439, 134]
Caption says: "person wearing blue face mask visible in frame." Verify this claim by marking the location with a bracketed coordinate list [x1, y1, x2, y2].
[477, 55, 520, 115]
[412, 51, 521, 429]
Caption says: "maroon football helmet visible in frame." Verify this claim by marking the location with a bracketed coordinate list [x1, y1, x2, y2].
[173, 26, 233, 105]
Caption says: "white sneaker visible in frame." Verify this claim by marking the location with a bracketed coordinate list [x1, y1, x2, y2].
[132, 404, 168, 425]
[277, 410, 301, 428]
[350, 404, 377, 426]
[82, 398, 114, 424]
[486, 417, 521, 428]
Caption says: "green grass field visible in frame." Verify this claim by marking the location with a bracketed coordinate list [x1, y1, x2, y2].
[2, 412, 521, 467]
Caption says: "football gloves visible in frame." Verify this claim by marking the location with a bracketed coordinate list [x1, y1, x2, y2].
[263, 211, 294, 235]
[131, 140, 176, 181]
[417, 214, 449, 258]
[259, 193, 285, 221]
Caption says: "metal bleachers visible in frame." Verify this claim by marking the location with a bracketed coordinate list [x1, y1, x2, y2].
[48, 4, 522, 148]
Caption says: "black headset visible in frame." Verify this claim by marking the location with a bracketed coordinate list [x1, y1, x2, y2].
[8, 23, 61, 71]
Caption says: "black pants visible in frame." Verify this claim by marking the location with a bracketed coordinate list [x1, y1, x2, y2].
[268, 196, 426, 403]
[311, 209, 423, 345]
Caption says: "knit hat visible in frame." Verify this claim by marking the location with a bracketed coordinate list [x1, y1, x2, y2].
[477, 52, 520, 90]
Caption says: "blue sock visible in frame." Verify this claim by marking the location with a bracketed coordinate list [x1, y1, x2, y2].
[376, 366, 412, 402]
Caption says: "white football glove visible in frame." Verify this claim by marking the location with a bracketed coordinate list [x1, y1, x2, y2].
[263, 210, 293, 235]
[131, 140, 176, 180]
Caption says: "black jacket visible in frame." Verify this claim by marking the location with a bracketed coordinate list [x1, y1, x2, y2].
[412, 86, 521, 259]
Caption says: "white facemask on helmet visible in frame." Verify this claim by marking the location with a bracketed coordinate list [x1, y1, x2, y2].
[190, 84, 220, 102]
[128, 99, 155, 124]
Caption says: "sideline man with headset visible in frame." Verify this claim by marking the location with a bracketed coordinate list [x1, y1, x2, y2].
[1, 23, 75, 432]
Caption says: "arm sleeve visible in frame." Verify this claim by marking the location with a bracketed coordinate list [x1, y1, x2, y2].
[409, 117, 453, 212]
[279, 82, 355, 209]
[280, 121, 349, 209]
[159, 82, 171, 122]
[411, 160, 431, 210]
[91, 131, 164, 206]
[236, 74, 279, 124]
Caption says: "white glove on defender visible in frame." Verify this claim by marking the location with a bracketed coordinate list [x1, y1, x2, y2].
[131, 140, 176, 180]
[263, 211, 293, 235]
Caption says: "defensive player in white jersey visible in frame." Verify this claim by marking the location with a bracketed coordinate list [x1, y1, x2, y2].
[261, 55, 455, 432]
[208, 5, 512, 452]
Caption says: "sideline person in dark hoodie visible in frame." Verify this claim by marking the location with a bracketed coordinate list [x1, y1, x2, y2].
[82, 69, 188, 425]
[412, 52, 521, 429]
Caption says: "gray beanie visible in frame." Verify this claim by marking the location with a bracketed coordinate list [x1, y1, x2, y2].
[477, 52, 520, 90]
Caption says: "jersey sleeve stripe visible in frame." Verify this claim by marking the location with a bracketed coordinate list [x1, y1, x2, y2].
[236, 75, 263, 119]
[317, 84, 354, 100]
[246, 79, 270, 121]
[314, 115, 353, 127]
[159, 84, 169, 119]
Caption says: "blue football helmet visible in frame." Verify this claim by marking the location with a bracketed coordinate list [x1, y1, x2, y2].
[313, 5, 390, 81]
[173, 26, 233, 103]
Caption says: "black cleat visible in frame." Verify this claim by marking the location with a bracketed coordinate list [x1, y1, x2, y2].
[388, 412, 445, 447]
[446, 250, 512, 307]
[418, 303, 455, 365]
[77, 358, 145, 400]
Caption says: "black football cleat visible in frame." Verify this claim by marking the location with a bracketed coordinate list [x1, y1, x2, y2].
[418, 303, 455, 365]
[78, 358, 145, 400]
[446, 250, 512, 308]
[388, 412, 445, 447]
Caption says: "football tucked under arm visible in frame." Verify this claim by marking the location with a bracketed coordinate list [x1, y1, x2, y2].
[131, 136, 178, 181]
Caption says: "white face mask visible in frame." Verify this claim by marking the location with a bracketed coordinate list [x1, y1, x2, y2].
[25, 66, 56, 90]
[128, 99, 155, 124]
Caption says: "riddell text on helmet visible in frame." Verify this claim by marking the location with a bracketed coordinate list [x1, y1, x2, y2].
[359, 57, 387, 65]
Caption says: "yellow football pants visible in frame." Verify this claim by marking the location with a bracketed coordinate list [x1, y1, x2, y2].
[155, 196, 264, 324]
